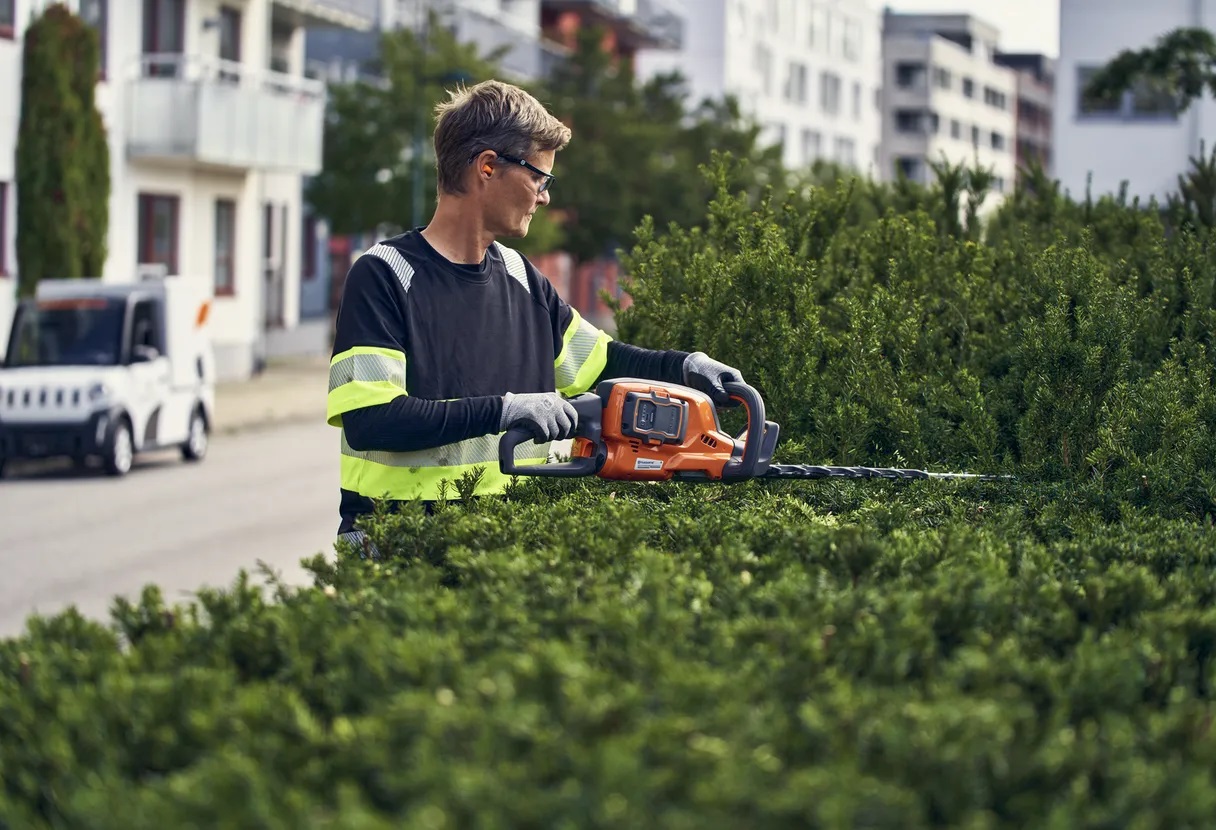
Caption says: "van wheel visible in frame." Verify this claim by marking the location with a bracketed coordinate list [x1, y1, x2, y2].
[182, 407, 208, 462]
[103, 417, 134, 477]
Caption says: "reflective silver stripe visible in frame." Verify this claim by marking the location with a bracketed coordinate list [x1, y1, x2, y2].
[363, 243, 416, 295]
[328, 351, 406, 394]
[494, 242, 531, 294]
[336, 530, 381, 560]
[341, 431, 550, 467]
[556, 314, 604, 390]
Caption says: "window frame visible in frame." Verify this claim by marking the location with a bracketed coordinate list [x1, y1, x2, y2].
[0, 0, 15, 40]
[214, 198, 237, 297]
[137, 192, 180, 274]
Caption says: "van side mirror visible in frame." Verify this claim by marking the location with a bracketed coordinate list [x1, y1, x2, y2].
[132, 344, 160, 363]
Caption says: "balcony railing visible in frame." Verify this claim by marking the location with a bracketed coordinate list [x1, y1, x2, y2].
[125, 54, 327, 174]
[272, 0, 376, 30]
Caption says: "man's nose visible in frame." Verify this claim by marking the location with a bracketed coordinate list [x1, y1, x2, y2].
[537, 188, 551, 207]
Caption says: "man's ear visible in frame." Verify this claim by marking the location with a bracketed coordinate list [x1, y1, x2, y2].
[476, 150, 496, 179]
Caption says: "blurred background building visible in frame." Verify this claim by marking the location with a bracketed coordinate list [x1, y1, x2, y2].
[879, 11, 1018, 205]
[1053, 0, 1195, 203]
[994, 51, 1055, 185]
[0, 0, 1079, 377]
[634, 0, 884, 177]
[0, 0, 376, 380]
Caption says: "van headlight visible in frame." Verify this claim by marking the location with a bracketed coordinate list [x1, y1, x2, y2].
[88, 383, 110, 404]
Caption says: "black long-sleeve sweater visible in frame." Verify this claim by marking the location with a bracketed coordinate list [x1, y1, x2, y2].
[342, 340, 687, 452]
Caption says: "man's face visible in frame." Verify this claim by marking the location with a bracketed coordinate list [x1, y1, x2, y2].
[486, 149, 554, 238]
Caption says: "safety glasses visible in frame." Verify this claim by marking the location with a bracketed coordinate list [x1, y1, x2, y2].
[473, 151, 555, 193]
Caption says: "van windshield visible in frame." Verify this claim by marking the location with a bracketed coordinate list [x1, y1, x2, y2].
[5, 298, 126, 367]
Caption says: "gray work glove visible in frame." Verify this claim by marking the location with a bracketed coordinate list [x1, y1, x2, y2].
[683, 351, 745, 406]
[500, 391, 578, 442]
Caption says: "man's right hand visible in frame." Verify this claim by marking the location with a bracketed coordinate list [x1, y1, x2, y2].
[499, 392, 578, 442]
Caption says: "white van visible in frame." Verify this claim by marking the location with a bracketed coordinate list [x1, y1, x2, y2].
[0, 274, 216, 477]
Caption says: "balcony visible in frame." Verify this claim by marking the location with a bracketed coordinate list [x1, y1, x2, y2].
[541, 0, 685, 51]
[125, 55, 326, 174]
[271, 0, 376, 30]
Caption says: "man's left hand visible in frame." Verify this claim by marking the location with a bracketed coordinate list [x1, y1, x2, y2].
[683, 352, 745, 406]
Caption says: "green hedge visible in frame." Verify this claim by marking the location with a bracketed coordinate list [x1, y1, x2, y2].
[613, 156, 1216, 521]
[3, 482, 1216, 827]
[4, 157, 1216, 826]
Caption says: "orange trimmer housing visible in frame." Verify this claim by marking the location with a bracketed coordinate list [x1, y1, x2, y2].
[499, 378, 780, 483]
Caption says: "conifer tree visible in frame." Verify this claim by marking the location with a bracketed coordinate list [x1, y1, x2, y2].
[15, 3, 110, 297]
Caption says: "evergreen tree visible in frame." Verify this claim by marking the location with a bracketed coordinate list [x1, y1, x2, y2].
[303, 15, 549, 244]
[530, 25, 786, 263]
[1082, 26, 1216, 115]
[307, 19, 785, 261]
[14, 3, 109, 297]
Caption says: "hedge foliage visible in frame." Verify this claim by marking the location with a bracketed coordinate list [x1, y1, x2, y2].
[3, 480, 1216, 828]
[4, 157, 1216, 826]
[614, 155, 1216, 522]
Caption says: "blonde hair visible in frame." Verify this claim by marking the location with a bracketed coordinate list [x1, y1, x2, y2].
[432, 80, 572, 195]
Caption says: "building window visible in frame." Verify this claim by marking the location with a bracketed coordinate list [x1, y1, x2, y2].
[0, 181, 8, 276]
[218, 6, 241, 82]
[784, 61, 808, 104]
[219, 7, 241, 61]
[951, 119, 962, 140]
[78, 0, 108, 78]
[0, 0, 13, 39]
[984, 86, 1008, 109]
[1129, 78, 1177, 116]
[932, 66, 951, 90]
[142, 0, 185, 77]
[895, 156, 924, 182]
[302, 213, 319, 281]
[895, 108, 937, 135]
[962, 77, 975, 98]
[991, 131, 1006, 151]
[834, 137, 856, 168]
[820, 71, 841, 115]
[263, 203, 274, 261]
[895, 61, 925, 90]
[214, 199, 236, 296]
[1076, 66, 1122, 116]
[1076, 65, 1177, 121]
[801, 129, 821, 165]
[769, 123, 786, 152]
[137, 193, 179, 273]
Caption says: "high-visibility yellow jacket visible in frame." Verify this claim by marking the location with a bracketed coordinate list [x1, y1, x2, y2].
[326, 232, 613, 533]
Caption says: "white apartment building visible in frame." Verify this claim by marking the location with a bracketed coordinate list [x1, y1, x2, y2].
[0, 0, 373, 380]
[880, 12, 1017, 208]
[1054, 0, 1204, 203]
[308, 0, 555, 83]
[634, 0, 884, 176]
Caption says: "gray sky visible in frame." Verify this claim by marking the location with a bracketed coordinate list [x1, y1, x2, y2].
[883, 0, 1060, 57]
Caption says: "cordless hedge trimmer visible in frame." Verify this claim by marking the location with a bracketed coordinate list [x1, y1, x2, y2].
[499, 378, 1010, 483]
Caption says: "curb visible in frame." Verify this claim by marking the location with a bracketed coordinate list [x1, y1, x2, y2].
[212, 409, 326, 437]
[211, 357, 330, 437]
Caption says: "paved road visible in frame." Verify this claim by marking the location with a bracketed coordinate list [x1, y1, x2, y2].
[0, 420, 340, 639]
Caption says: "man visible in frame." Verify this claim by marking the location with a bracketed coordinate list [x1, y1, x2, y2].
[327, 80, 744, 550]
